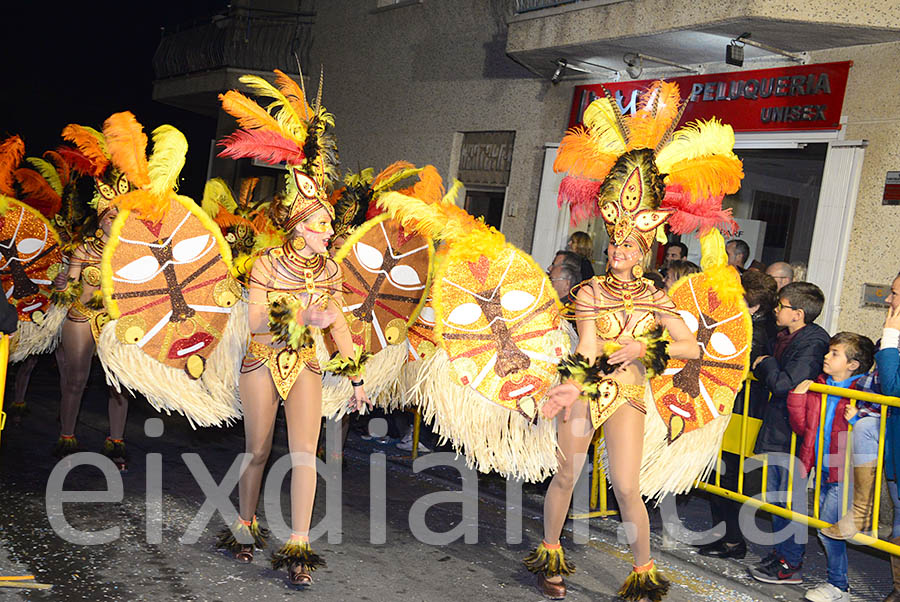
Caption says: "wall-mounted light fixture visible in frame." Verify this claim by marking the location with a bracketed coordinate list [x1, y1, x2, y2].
[551, 58, 567, 84]
[728, 32, 809, 66]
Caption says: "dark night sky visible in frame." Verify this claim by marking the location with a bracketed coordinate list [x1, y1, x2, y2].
[0, 1, 228, 199]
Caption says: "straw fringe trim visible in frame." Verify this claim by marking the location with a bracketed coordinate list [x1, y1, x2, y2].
[9, 304, 66, 362]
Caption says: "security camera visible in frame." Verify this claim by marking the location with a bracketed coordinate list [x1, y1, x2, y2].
[551, 59, 567, 85]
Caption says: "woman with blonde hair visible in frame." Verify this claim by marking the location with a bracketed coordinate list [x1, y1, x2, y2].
[566, 231, 595, 282]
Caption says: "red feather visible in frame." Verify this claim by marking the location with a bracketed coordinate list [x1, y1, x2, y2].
[21, 196, 61, 219]
[557, 175, 603, 227]
[661, 185, 737, 236]
[55, 146, 96, 176]
[14, 167, 61, 212]
[217, 129, 305, 165]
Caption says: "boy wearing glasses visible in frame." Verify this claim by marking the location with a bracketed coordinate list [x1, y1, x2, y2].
[749, 282, 830, 585]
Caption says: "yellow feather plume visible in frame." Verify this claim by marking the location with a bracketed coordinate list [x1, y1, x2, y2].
[112, 188, 169, 223]
[103, 112, 150, 189]
[61, 125, 109, 175]
[626, 81, 683, 150]
[239, 74, 306, 141]
[25, 157, 63, 197]
[582, 98, 628, 153]
[219, 90, 283, 134]
[202, 178, 238, 217]
[147, 125, 187, 199]
[655, 119, 738, 174]
[664, 154, 743, 201]
[553, 127, 619, 180]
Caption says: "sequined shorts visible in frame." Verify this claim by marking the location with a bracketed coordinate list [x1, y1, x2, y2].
[589, 379, 647, 429]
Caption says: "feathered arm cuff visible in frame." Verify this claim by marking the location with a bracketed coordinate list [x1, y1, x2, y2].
[601, 326, 670, 378]
[50, 279, 83, 307]
[85, 289, 105, 311]
[557, 353, 603, 398]
[268, 298, 314, 350]
[323, 344, 372, 378]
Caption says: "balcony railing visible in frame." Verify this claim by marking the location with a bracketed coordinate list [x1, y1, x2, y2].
[153, 10, 314, 80]
[514, 0, 577, 13]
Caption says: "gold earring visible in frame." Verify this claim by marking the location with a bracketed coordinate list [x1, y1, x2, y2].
[632, 264, 644, 279]
[293, 236, 306, 251]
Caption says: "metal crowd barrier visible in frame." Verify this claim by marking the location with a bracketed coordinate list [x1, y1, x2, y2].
[0, 336, 9, 447]
[577, 376, 900, 556]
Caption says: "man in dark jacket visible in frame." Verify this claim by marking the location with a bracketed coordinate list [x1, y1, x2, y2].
[0, 294, 16, 335]
[749, 282, 830, 585]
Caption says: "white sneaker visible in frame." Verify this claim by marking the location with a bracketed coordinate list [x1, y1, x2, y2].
[396, 427, 431, 453]
[804, 583, 849, 602]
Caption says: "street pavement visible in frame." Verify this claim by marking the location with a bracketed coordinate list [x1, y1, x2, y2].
[0, 354, 894, 601]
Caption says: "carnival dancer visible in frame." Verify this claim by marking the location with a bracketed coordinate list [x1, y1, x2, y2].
[528, 81, 747, 600]
[47, 123, 137, 467]
[215, 69, 370, 587]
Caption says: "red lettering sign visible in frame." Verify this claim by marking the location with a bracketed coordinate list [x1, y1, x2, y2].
[567, 61, 851, 132]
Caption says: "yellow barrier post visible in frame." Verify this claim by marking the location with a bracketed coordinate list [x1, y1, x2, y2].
[842, 400, 856, 515]
[738, 379, 751, 495]
[411, 408, 421, 460]
[787, 434, 797, 511]
[813, 392, 827, 519]
[874, 410, 888, 533]
[0, 335, 8, 447]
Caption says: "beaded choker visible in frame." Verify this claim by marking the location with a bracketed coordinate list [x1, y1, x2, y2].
[602, 271, 648, 314]
[279, 242, 326, 295]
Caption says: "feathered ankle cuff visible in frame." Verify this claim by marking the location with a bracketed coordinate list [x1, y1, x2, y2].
[324, 344, 371, 378]
[50, 280, 83, 307]
[216, 516, 268, 552]
[618, 559, 670, 602]
[557, 353, 603, 398]
[271, 539, 326, 571]
[268, 298, 314, 351]
[523, 541, 575, 577]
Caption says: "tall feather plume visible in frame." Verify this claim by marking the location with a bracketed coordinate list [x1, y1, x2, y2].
[372, 161, 422, 192]
[14, 168, 62, 216]
[314, 65, 324, 115]
[664, 155, 743, 201]
[103, 112, 151, 189]
[43, 150, 71, 186]
[558, 176, 603, 227]
[25, 157, 63, 196]
[553, 127, 619, 180]
[202, 178, 238, 217]
[654, 98, 689, 154]
[626, 81, 682, 150]
[273, 69, 312, 121]
[582, 98, 629, 153]
[61, 125, 109, 176]
[219, 90, 284, 134]
[404, 165, 444, 205]
[147, 125, 188, 199]
[239, 74, 306, 141]
[655, 119, 738, 173]
[601, 85, 630, 146]
[55, 146, 95, 177]
[0, 136, 25, 196]
[238, 177, 258, 209]
[217, 129, 305, 165]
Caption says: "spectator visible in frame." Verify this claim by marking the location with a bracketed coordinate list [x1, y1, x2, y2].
[766, 261, 794, 291]
[0, 294, 16, 335]
[787, 332, 875, 602]
[663, 241, 688, 268]
[565, 231, 594, 282]
[748, 259, 767, 272]
[697, 270, 778, 560]
[548, 251, 582, 305]
[662, 259, 700, 290]
[870, 273, 900, 602]
[792, 262, 808, 283]
[749, 281, 830, 585]
[725, 239, 751, 272]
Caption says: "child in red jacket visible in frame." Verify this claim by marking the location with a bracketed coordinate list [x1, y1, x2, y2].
[787, 332, 876, 602]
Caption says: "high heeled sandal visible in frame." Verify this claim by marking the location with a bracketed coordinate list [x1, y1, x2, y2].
[102, 437, 127, 472]
[234, 544, 254, 564]
[271, 538, 325, 588]
[289, 561, 313, 587]
[217, 516, 268, 562]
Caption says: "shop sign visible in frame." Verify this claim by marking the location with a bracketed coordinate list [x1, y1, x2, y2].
[883, 171, 900, 206]
[458, 131, 516, 187]
[567, 61, 851, 132]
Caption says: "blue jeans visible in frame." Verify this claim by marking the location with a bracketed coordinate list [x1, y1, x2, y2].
[818, 480, 850, 591]
[889, 480, 900, 539]
[852, 416, 880, 465]
[766, 462, 807, 566]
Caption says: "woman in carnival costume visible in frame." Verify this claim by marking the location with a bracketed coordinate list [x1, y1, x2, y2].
[215, 69, 370, 586]
[527, 81, 746, 601]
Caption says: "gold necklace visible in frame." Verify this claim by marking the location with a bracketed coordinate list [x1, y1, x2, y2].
[280, 242, 326, 296]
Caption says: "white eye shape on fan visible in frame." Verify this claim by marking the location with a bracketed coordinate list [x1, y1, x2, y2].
[116, 255, 161, 282]
[709, 331, 738, 356]
[678, 310, 699, 333]
[389, 265, 421, 286]
[418, 305, 435, 325]
[355, 242, 384, 271]
[500, 290, 535, 313]
[172, 235, 211, 263]
[447, 302, 482, 326]
[16, 238, 43, 256]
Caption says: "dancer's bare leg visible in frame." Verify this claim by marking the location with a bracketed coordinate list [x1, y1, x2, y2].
[59, 319, 95, 436]
[541, 398, 595, 583]
[283, 369, 323, 538]
[237, 365, 279, 522]
[604, 403, 650, 567]
[13, 355, 38, 405]
[107, 387, 129, 440]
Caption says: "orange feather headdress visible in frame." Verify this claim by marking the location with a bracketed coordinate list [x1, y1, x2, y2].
[218, 68, 338, 230]
[555, 81, 743, 250]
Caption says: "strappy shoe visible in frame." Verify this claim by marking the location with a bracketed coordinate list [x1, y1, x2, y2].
[289, 561, 313, 587]
[102, 438, 127, 472]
